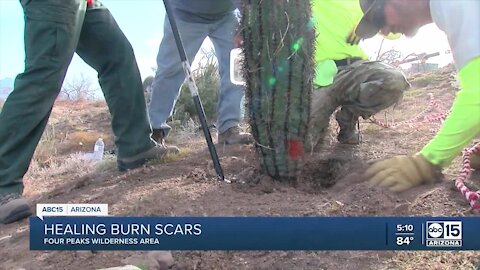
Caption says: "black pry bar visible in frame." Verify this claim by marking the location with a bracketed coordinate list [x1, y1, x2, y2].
[163, 0, 225, 181]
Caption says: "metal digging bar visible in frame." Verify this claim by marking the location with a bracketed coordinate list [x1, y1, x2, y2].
[162, 0, 224, 181]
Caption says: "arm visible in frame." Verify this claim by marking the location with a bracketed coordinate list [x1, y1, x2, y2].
[365, 1, 480, 192]
[365, 58, 480, 192]
[421, 57, 480, 167]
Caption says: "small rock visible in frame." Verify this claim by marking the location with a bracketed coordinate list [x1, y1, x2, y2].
[0, 235, 12, 243]
[393, 203, 410, 214]
[334, 201, 344, 207]
[148, 251, 175, 270]
[76, 250, 95, 259]
[97, 265, 142, 270]
[174, 262, 191, 270]
[121, 253, 148, 268]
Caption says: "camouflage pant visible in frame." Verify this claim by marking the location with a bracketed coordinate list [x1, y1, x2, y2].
[309, 60, 409, 148]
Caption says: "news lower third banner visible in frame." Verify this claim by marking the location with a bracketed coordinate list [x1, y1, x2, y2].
[30, 216, 480, 250]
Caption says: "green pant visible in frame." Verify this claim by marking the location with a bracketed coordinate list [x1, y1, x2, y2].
[309, 60, 409, 148]
[0, 0, 154, 195]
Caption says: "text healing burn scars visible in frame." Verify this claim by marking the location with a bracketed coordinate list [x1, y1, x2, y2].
[43, 223, 202, 236]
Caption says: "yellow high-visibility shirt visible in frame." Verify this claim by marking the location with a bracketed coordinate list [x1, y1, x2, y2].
[421, 58, 480, 167]
[420, 0, 480, 167]
[312, 0, 368, 86]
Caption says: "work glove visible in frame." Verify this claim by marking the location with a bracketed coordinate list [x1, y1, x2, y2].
[470, 152, 480, 170]
[365, 154, 440, 192]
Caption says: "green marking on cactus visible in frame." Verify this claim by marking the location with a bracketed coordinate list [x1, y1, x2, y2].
[308, 17, 316, 29]
[268, 77, 277, 86]
[292, 43, 300, 51]
[292, 38, 304, 52]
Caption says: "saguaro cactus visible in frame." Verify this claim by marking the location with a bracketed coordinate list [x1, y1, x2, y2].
[241, 0, 315, 179]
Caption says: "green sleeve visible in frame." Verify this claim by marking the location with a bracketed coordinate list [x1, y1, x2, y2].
[420, 57, 480, 167]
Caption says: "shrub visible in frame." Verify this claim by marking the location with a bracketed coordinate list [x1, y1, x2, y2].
[143, 53, 220, 130]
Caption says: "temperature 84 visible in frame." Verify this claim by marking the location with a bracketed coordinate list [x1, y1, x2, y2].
[396, 236, 414, 246]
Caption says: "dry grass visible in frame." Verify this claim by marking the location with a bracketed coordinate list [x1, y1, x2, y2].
[31, 99, 114, 166]
[94, 153, 118, 174]
[168, 118, 200, 144]
[381, 251, 479, 270]
[403, 88, 427, 99]
[28, 153, 95, 178]
[62, 130, 109, 153]
[149, 149, 193, 165]
[24, 152, 97, 197]
[54, 99, 106, 109]
[25, 100, 115, 198]
[33, 123, 60, 165]
[409, 74, 440, 88]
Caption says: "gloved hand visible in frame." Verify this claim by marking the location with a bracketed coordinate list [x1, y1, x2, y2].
[470, 152, 480, 170]
[365, 154, 440, 192]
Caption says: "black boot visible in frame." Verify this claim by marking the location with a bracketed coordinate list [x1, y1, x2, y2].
[0, 193, 31, 224]
[335, 107, 360, 144]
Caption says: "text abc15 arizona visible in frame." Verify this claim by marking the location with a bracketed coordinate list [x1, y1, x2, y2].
[425, 221, 462, 247]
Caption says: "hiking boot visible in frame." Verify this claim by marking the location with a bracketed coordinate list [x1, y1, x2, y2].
[335, 108, 360, 145]
[0, 193, 32, 224]
[337, 130, 360, 144]
[152, 129, 166, 145]
[218, 126, 253, 145]
[336, 117, 360, 144]
[117, 144, 180, 171]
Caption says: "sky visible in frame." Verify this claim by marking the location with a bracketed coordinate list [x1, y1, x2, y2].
[361, 24, 453, 67]
[0, 0, 453, 93]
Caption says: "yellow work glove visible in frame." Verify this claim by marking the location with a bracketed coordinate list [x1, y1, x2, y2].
[365, 154, 440, 192]
[470, 152, 480, 170]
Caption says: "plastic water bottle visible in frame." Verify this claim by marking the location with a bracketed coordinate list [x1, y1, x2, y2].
[230, 48, 245, 86]
[93, 138, 104, 161]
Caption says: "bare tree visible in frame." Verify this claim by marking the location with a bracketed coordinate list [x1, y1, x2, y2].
[142, 75, 154, 105]
[377, 48, 403, 65]
[60, 74, 97, 101]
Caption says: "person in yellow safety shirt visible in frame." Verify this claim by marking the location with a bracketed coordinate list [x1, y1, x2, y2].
[309, 0, 410, 149]
[357, 0, 480, 192]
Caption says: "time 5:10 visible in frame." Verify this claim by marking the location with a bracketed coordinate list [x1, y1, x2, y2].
[397, 224, 414, 232]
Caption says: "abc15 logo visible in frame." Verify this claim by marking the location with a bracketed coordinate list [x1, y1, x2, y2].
[426, 221, 462, 240]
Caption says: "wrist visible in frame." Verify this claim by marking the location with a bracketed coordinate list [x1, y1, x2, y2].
[415, 153, 443, 183]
